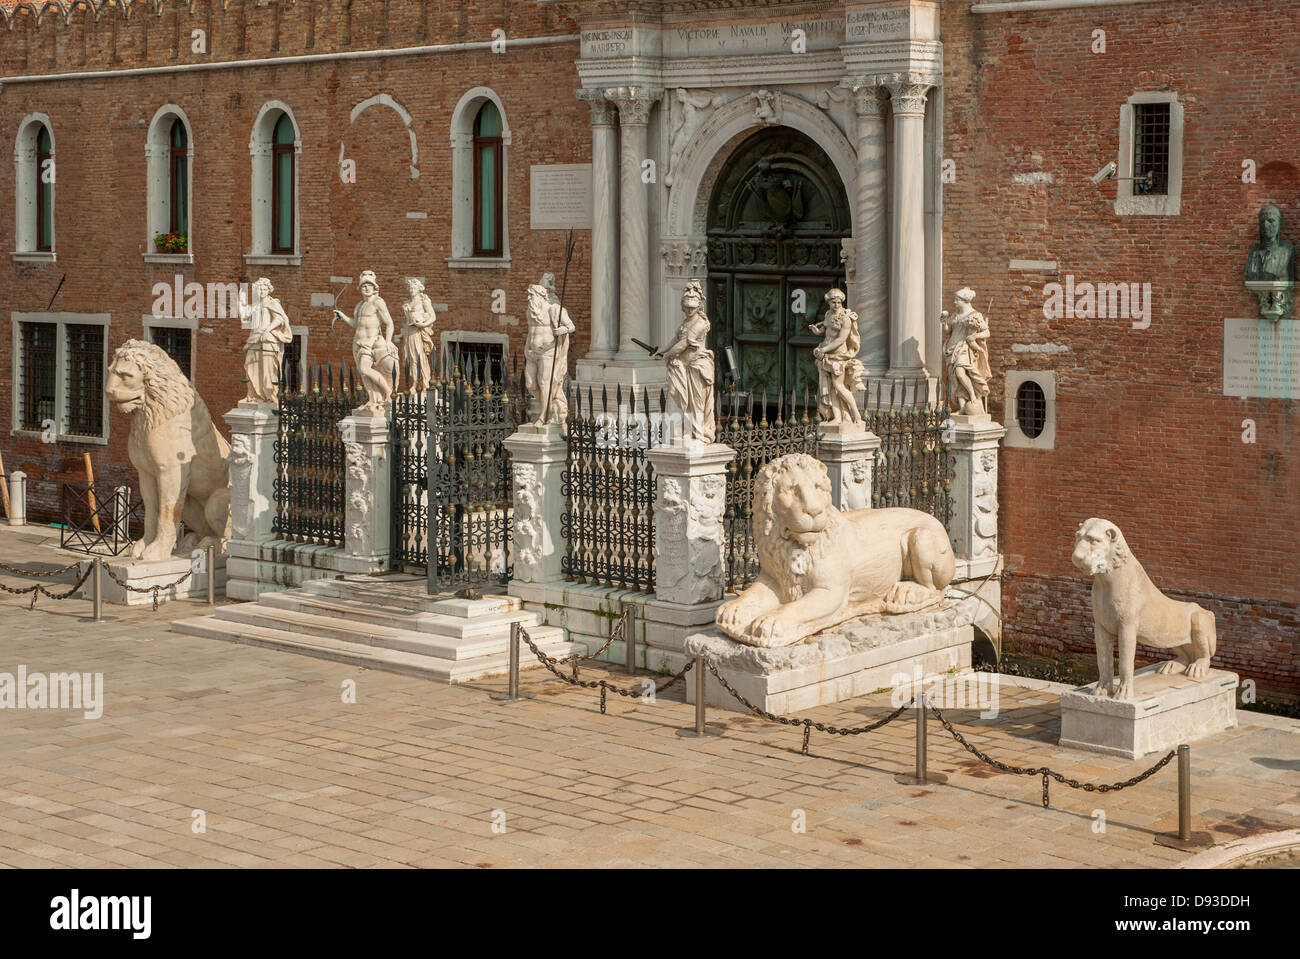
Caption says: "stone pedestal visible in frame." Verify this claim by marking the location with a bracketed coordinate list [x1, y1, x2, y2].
[503, 423, 567, 586]
[224, 402, 279, 601]
[817, 422, 881, 512]
[76, 553, 226, 606]
[646, 442, 734, 607]
[946, 416, 1006, 580]
[338, 412, 391, 576]
[1245, 279, 1294, 321]
[1059, 664, 1239, 759]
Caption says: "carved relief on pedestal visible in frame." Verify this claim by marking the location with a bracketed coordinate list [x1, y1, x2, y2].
[344, 441, 373, 551]
[843, 458, 871, 512]
[228, 433, 255, 541]
[656, 474, 726, 603]
[972, 449, 998, 558]
[512, 463, 545, 582]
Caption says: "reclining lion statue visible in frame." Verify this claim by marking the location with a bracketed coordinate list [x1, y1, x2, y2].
[104, 339, 230, 562]
[715, 453, 955, 647]
[1071, 517, 1217, 700]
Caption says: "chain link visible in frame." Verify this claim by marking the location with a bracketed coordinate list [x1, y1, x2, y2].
[0, 559, 82, 578]
[514, 621, 695, 699]
[563, 606, 629, 680]
[928, 701, 1176, 808]
[0, 565, 93, 608]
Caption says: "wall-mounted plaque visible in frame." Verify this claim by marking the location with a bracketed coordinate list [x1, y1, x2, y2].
[1223, 317, 1299, 398]
[530, 164, 593, 231]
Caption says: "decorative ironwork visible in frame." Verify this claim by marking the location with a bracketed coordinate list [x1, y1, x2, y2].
[561, 384, 662, 593]
[59, 482, 142, 555]
[272, 359, 351, 547]
[420, 346, 523, 593]
[718, 386, 820, 592]
[862, 378, 953, 526]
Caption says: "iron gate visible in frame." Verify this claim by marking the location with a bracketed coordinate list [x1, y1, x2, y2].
[391, 351, 524, 594]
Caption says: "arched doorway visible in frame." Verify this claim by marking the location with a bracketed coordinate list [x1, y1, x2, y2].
[706, 127, 851, 406]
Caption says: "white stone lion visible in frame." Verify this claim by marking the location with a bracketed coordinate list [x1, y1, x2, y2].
[1071, 517, 1218, 700]
[104, 340, 231, 562]
[715, 453, 955, 647]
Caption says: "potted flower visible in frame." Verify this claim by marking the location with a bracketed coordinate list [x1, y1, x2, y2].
[153, 232, 188, 254]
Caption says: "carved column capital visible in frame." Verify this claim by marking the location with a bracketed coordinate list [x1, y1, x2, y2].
[604, 86, 663, 126]
[577, 87, 617, 126]
[883, 73, 938, 117]
[847, 78, 890, 119]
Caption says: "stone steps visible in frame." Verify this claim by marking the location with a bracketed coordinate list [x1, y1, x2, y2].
[172, 581, 577, 683]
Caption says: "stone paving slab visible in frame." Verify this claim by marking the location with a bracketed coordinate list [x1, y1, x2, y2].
[0, 525, 1297, 868]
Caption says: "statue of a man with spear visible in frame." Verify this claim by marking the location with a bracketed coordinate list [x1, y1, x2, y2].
[525, 231, 578, 426]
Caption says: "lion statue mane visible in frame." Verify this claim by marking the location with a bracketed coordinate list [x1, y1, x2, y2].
[715, 453, 956, 647]
[1071, 517, 1217, 700]
[104, 339, 231, 562]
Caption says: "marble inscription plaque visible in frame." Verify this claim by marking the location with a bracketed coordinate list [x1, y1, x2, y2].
[530, 164, 593, 231]
[1223, 317, 1299, 398]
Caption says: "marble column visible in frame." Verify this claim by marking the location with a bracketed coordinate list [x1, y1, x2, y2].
[579, 89, 619, 360]
[851, 80, 890, 375]
[886, 75, 934, 379]
[338, 412, 392, 575]
[607, 86, 661, 360]
[947, 417, 1007, 581]
[502, 423, 567, 586]
[224, 402, 278, 601]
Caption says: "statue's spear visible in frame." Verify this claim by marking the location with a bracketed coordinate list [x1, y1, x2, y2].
[541, 229, 578, 425]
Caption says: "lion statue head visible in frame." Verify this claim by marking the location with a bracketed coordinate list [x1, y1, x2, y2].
[104, 339, 195, 429]
[1071, 517, 1132, 577]
[753, 453, 839, 593]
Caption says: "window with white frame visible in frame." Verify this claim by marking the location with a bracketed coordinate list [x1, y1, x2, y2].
[448, 88, 511, 267]
[440, 330, 507, 385]
[12, 313, 110, 443]
[1115, 91, 1183, 216]
[1003, 370, 1056, 451]
[143, 315, 195, 382]
[248, 102, 301, 263]
[13, 114, 55, 257]
[145, 106, 194, 258]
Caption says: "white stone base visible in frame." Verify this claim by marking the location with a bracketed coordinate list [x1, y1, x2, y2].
[682, 605, 974, 715]
[224, 539, 385, 602]
[75, 554, 226, 606]
[1059, 664, 1239, 759]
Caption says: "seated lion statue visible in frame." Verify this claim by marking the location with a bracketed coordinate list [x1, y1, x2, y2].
[104, 340, 231, 562]
[715, 453, 955, 647]
[1071, 517, 1217, 700]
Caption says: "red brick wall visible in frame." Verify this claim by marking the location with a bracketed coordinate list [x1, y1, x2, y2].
[941, 0, 1300, 702]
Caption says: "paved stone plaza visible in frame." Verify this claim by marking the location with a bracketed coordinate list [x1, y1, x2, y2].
[0, 528, 1296, 869]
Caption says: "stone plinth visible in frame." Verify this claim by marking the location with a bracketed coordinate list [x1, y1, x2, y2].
[1059, 664, 1239, 760]
[339, 413, 391, 576]
[817, 422, 880, 512]
[503, 423, 567, 585]
[225, 402, 278, 601]
[682, 604, 974, 715]
[947, 416, 1005, 580]
[646, 442, 734, 607]
[76, 554, 226, 606]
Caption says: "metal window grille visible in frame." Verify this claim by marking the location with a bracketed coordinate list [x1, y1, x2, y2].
[149, 326, 192, 381]
[1016, 380, 1048, 439]
[64, 325, 105, 438]
[1132, 102, 1171, 196]
[445, 340, 505, 387]
[272, 360, 351, 547]
[19, 322, 57, 432]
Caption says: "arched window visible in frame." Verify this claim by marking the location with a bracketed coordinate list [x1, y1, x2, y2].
[36, 125, 53, 251]
[272, 114, 295, 254]
[473, 102, 503, 256]
[169, 119, 189, 236]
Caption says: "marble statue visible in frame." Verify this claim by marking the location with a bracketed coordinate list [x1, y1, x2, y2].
[524, 272, 576, 425]
[334, 270, 401, 413]
[808, 289, 865, 426]
[661, 279, 716, 444]
[240, 277, 293, 405]
[104, 340, 231, 562]
[398, 277, 437, 393]
[941, 287, 992, 417]
[1071, 518, 1218, 701]
[715, 453, 955, 648]
[1245, 204, 1296, 282]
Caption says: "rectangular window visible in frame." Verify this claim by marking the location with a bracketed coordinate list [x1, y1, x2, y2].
[19, 322, 57, 431]
[273, 150, 294, 253]
[149, 326, 193, 381]
[1132, 102, 1170, 196]
[171, 155, 189, 237]
[64, 324, 105, 438]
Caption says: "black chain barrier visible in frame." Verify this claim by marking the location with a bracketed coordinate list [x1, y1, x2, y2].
[103, 565, 194, 611]
[0, 564, 93, 609]
[514, 621, 695, 705]
[563, 607, 629, 680]
[928, 701, 1177, 808]
[0, 559, 82, 578]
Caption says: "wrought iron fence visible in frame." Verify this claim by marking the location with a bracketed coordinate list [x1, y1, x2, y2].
[272, 360, 352, 547]
[718, 387, 820, 592]
[419, 348, 524, 593]
[561, 384, 663, 592]
[861, 377, 953, 525]
[59, 482, 142, 555]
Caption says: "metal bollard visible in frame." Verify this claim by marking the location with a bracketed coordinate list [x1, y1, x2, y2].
[92, 556, 102, 623]
[915, 692, 927, 781]
[624, 604, 636, 676]
[1178, 744, 1191, 842]
[508, 620, 521, 700]
[694, 654, 706, 734]
[206, 543, 216, 606]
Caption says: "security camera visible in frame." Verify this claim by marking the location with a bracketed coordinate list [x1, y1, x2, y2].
[1091, 161, 1117, 185]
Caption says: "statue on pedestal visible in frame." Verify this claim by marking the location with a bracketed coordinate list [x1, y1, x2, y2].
[941, 287, 992, 417]
[808, 289, 865, 426]
[333, 270, 400, 413]
[240, 277, 293, 405]
[524, 272, 575, 425]
[1245, 204, 1296, 282]
[661, 279, 716, 444]
[399, 277, 437, 393]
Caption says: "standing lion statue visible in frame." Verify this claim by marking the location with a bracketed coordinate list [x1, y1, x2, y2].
[1071, 518, 1218, 700]
[104, 340, 230, 562]
[715, 453, 955, 647]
